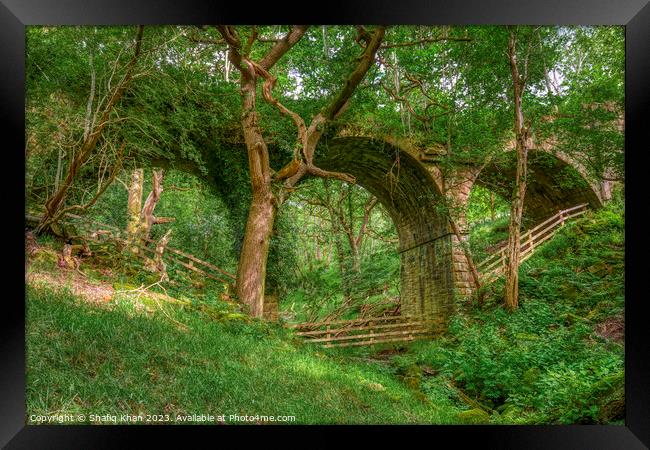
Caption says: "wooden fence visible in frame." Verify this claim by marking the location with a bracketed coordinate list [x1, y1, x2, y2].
[477, 203, 589, 284]
[59, 212, 236, 285]
[287, 315, 437, 348]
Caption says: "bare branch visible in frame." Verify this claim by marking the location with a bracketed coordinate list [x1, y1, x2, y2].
[41, 142, 126, 229]
[187, 34, 226, 46]
[355, 196, 378, 247]
[40, 25, 145, 229]
[83, 51, 96, 141]
[381, 35, 470, 49]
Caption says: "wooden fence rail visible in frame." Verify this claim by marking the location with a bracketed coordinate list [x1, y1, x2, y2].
[477, 204, 589, 284]
[289, 315, 437, 348]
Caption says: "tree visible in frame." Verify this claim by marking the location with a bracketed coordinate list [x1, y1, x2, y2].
[544, 26, 624, 198]
[214, 25, 386, 317]
[299, 179, 380, 300]
[36, 26, 146, 234]
[125, 168, 175, 254]
[503, 28, 532, 310]
[502, 26, 561, 310]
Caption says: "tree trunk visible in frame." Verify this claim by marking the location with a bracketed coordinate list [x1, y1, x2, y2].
[126, 168, 174, 254]
[126, 168, 144, 253]
[350, 243, 361, 274]
[504, 152, 527, 310]
[235, 191, 277, 317]
[140, 168, 166, 241]
[233, 60, 278, 318]
[504, 30, 529, 311]
[147, 228, 172, 281]
[54, 147, 64, 193]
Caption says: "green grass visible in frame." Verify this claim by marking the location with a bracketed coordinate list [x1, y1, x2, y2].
[26, 285, 461, 425]
[26, 198, 625, 425]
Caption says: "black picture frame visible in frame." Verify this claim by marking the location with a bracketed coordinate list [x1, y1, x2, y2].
[3, 0, 648, 447]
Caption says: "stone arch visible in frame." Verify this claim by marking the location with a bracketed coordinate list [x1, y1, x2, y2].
[404, 145, 604, 298]
[474, 149, 603, 224]
[315, 136, 456, 331]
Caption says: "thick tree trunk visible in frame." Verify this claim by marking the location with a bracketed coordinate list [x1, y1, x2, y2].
[236, 191, 277, 317]
[233, 57, 278, 318]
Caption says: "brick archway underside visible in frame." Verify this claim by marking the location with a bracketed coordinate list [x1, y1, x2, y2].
[474, 150, 602, 224]
[315, 137, 455, 331]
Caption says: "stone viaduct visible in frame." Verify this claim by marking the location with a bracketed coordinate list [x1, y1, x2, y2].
[315, 136, 604, 332]
[153, 132, 606, 332]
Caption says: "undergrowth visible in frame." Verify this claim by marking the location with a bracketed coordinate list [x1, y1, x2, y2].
[26, 198, 625, 425]
[393, 200, 625, 424]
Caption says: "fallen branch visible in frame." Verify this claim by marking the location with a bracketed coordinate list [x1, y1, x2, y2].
[447, 380, 494, 414]
[115, 276, 191, 331]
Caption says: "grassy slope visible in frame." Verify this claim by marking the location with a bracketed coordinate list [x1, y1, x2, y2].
[26, 200, 624, 425]
[26, 285, 461, 424]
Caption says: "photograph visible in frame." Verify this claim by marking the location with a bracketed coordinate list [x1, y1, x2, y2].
[2, 1, 647, 446]
[23, 23, 626, 426]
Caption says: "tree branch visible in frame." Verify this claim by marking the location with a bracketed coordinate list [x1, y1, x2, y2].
[322, 26, 386, 120]
[39, 25, 145, 230]
[259, 25, 309, 70]
[381, 35, 470, 49]
[355, 195, 378, 247]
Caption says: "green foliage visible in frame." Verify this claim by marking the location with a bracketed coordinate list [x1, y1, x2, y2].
[469, 215, 511, 263]
[278, 179, 400, 321]
[25, 25, 625, 425]
[405, 204, 624, 424]
[467, 185, 510, 226]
